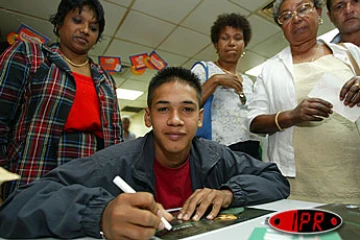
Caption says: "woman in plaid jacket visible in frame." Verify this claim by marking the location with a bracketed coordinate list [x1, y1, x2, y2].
[0, 0, 123, 199]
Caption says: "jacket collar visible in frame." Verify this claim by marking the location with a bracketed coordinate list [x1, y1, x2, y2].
[190, 138, 221, 187]
[277, 39, 336, 78]
[130, 131, 156, 192]
[191, 138, 220, 170]
[278, 39, 354, 74]
[131, 132, 221, 191]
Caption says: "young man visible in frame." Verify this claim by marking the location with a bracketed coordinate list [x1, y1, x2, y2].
[327, 0, 360, 46]
[0, 67, 289, 239]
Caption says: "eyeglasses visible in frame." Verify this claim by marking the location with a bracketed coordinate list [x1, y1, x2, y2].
[277, 2, 315, 25]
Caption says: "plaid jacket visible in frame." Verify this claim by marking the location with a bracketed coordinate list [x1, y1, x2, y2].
[0, 41, 123, 198]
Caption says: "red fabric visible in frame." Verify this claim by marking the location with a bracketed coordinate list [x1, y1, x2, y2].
[64, 72, 103, 138]
[154, 155, 193, 209]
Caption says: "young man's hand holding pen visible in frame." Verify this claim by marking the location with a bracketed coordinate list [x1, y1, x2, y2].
[101, 192, 173, 239]
[100, 176, 173, 239]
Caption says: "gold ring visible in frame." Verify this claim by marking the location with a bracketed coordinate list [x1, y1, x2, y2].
[355, 82, 360, 89]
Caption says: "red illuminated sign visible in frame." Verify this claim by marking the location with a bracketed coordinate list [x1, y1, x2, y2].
[268, 209, 342, 234]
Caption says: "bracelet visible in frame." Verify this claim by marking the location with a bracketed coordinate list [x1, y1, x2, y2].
[275, 111, 283, 132]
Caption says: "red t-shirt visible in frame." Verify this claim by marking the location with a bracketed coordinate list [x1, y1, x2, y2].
[64, 72, 103, 138]
[154, 156, 193, 209]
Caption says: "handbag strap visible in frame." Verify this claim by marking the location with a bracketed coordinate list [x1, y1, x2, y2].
[191, 61, 213, 139]
[191, 61, 211, 108]
[191, 61, 209, 81]
[338, 43, 360, 76]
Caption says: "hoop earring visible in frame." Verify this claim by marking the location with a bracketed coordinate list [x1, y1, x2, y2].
[318, 18, 323, 25]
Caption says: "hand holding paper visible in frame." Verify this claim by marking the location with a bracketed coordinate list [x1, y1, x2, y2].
[308, 72, 360, 122]
[0, 167, 20, 185]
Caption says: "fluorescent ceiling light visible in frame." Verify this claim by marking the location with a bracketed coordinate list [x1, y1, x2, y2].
[116, 88, 143, 100]
[245, 28, 339, 78]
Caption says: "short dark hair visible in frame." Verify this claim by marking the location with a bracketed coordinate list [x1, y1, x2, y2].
[147, 67, 202, 108]
[326, 0, 332, 13]
[210, 13, 252, 47]
[49, 0, 105, 42]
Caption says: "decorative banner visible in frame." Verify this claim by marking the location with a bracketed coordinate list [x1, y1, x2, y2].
[98, 56, 122, 72]
[6, 32, 18, 45]
[130, 66, 146, 75]
[16, 24, 50, 44]
[144, 56, 155, 70]
[99, 51, 168, 76]
[146, 51, 168, 71]
[129, 53, 148, 71]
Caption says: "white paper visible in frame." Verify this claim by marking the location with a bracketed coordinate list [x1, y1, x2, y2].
[308, 72, 360, 122]
[0, 167, 20, 185]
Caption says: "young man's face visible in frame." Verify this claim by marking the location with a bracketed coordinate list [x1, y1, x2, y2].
[144, 80, 203, 166]
[328, 0, 360, 35]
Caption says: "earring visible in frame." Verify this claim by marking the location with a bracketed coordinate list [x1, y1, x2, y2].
[318, 18, 323, 25]
[241, 51, 246, 58]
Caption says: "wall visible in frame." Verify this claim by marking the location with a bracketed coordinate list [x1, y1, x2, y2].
[126, 109, 151, 138]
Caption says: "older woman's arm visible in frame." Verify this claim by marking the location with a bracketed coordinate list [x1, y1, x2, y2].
[0, 41, 31, 166]
[251, 98, 333, 134]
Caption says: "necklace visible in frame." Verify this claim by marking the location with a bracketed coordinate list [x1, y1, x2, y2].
[215, 60, 246, 105]
[63, 55, 89, 68]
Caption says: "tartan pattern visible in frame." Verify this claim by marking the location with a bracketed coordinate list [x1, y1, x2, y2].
[0, 41, 122, 198]
[57, 132, 103, 166]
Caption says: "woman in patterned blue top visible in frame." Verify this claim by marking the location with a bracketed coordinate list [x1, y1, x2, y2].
[191, 13, 262, 159]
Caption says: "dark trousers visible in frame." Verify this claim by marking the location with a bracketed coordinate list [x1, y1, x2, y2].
[228, 140, 261, 160]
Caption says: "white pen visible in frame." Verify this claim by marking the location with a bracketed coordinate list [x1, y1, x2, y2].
[113, 175, 172, 231]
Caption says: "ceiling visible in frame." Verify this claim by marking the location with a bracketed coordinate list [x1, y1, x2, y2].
[0, 0, 337, 117]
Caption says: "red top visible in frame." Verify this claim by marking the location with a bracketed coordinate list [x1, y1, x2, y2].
[64, 72, 103, 138]
[154, 155, 193, 209]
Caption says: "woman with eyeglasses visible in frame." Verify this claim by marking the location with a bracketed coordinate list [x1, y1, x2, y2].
[247, 0, 360, 203]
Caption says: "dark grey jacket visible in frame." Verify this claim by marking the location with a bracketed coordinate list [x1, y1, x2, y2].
[0, 131, 289, 239]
